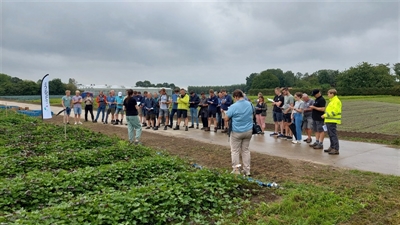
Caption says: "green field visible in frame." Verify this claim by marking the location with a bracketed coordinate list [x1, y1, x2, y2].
[249, 95, 400, 135]
[1, 110, 400, 224]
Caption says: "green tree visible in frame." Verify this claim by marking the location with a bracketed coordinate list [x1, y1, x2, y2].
[245, 73, 258, 92]
[251, 71, 280, 89]
[337, 62, 395, 88]
[49, 78, 66, 95]
[392, 63, 400, 80]
[265, 69, 284, 87]
[283, 71, 295, 87]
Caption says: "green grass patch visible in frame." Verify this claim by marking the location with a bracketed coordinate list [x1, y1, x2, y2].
[229, 182, 363, 225]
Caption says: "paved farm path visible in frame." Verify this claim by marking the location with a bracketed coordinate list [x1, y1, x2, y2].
[3, 100, 399, 176]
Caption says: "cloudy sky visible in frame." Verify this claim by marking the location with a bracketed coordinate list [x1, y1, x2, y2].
[1, 0, 399, 88]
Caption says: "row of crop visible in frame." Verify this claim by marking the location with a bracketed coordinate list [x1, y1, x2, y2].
[1, 170, 253, 224]
[0, 143, 152, 178]
[1, 120, 118, 156]
[0, 155, 188, 213]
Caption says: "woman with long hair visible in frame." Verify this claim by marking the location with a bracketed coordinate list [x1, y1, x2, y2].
[291, 92, 304, 144]
[123, 89, 142, 145]
[255, 95, 267, 134]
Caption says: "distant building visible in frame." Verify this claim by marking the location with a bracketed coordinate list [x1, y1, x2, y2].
[76, 84, 173, 96]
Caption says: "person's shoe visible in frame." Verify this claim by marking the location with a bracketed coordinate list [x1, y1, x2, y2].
[196, 125, 199, 129]
[85, 120, 88, 122]
[286, 136, 293, 140]
[277, 134, 285, 138]
[201, 127, 205, 130]
[260, 132, 264, 135]
[304, 138, 312, 143]
[153, 126, 158, 130]
[134, 141, 142, 145]
[173, 125, 180, 130]
[164, 126, 168, 130]
[74, 122, 77, 125]
[78, 122, 82, 125]
[217, 126, 221, 130]
[214, 127, 217, 132]
[204, 127, 210, 132]
[168, 125, 173, 128]
[221, 128, 228, 133]
[270, 132, 278, 136]
[231, 169, 241, 175]
[67, 121, 70, 124]
[324, 147, 333, 153]
[314, 144, 323, 149]
[92, 120, 96, 123]
[309, 142, 319, 147]
[188, 125, 194, 128]
[185, 126, 188, 131]
[292, 140, 298, 144]
[142, 124, 147, 127]
[328, 149, 339, 155]
[146, 127, 151, 129]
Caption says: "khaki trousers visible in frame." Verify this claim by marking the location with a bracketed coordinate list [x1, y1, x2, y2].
[230, 130, 253, 174]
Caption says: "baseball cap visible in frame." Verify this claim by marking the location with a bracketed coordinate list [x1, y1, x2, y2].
[310, 89, 320, 96]
[118, 92, 122, 96]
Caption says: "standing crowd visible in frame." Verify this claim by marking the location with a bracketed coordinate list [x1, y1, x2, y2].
[61, 87, 342, 175]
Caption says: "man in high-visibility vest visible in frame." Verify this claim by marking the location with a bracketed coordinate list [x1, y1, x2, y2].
[321, 89, 342, 155]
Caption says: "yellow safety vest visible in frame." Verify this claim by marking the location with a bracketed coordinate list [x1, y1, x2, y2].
[323, 95, 342, 124]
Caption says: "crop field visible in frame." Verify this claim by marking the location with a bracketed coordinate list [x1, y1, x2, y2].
[1, 110, 400, 224]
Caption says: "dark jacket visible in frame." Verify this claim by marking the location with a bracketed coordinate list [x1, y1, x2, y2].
[220, 94, 233, 111]
[189, 94, 200, 108]
[144, 98, 156, 113]
[207, 95, 219, 111]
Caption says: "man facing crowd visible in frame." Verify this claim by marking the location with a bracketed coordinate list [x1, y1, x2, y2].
[322, 89, 342, 155]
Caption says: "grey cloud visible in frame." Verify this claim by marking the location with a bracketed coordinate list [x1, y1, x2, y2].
[1, 1, 398, 87]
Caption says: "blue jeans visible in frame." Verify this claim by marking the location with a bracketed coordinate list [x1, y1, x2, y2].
[170, 108, 177, 126]
[95, 105, 106, 121]
[294, 113, 303, 141]
[190, 108, 198, 125]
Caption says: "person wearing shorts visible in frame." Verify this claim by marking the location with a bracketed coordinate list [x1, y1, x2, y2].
[281, 87, 294, 139]
[206, 89, 219, 132]
[154, 88, 170, 130]
[173, 88, 190, 131]
[114, 91, 125, 125]
[61, 90, 72, 124]
[309, 89, 326, 149]
[144, 92, 156, 129]
[302, 93, 315, 143]
[271, 87, 284, 137]
[72, 90, 83, 125]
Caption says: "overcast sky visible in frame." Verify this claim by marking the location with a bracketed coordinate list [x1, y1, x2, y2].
[1, 0, 399, 88]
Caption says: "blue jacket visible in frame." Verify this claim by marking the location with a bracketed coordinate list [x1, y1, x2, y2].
[144, 98, 156, 113]
[207, 95, 219, 111]
[221, 95, 233, 111]
[171, 93, 178, 110]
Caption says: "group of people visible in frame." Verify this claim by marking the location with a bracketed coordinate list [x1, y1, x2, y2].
[61, 86, 342, 175]
[268, 87, 342, 155]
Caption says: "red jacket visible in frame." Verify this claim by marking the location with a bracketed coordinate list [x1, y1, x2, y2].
[96, 95, 107, 105]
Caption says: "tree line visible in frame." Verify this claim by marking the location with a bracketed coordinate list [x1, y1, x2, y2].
[135, 80, 178, 90]
[0, 74, 78, 96]
[188, 62, 400, 95]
